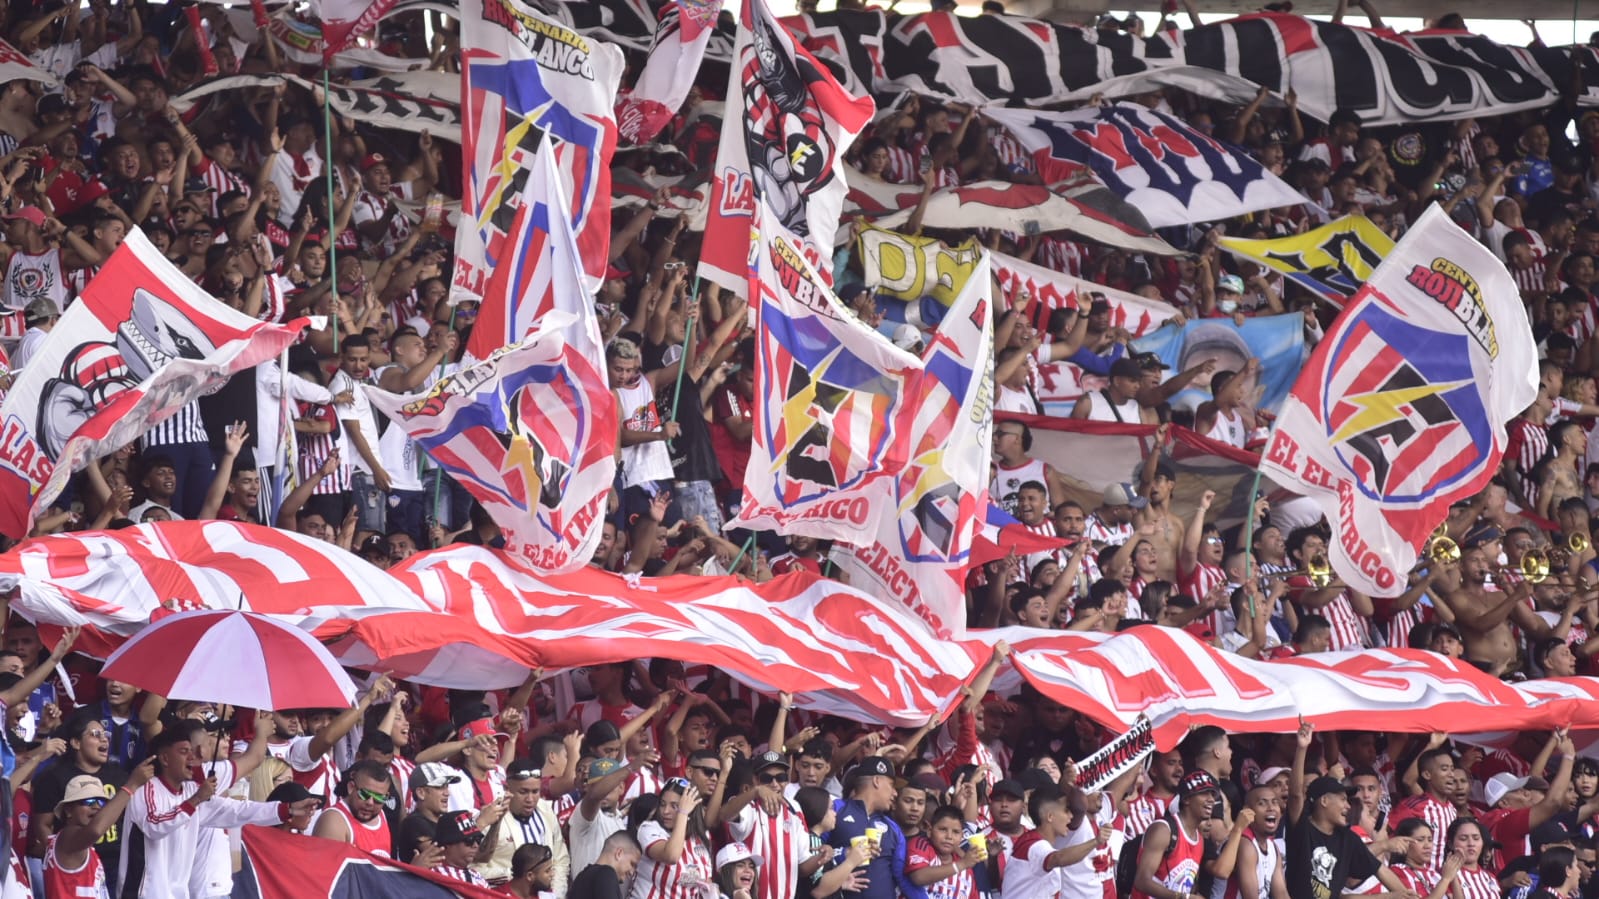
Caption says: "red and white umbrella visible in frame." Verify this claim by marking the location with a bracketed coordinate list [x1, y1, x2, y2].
[100, 610, 357, 710]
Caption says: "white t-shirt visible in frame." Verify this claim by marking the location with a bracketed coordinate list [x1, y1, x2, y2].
[331, 370, 381, 476]
[372, 364, 425, 492]
[1001, 836, 1062, 899]
[568, 803, 627, 875]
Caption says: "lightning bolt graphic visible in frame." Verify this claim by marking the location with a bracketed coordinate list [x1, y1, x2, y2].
[1327, 380, 1468, 448]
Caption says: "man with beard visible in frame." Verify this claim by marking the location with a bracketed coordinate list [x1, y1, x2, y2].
[1126, 749, 1184, 839]
[312, 760, 394, 856]
[1134, 453, 1184, 580]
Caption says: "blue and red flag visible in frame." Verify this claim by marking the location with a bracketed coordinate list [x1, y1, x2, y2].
[237, 825, 499, 897]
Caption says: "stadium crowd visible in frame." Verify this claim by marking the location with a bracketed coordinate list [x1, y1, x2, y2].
[2, 0, 1599, 897]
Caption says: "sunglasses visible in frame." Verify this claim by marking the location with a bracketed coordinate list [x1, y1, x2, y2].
[666, 777, 691, 791]
[355, 787, 390, 804]
[692, 767, 721, 777]
[757, 772, 790, 784]
[78, 797, 107, 809]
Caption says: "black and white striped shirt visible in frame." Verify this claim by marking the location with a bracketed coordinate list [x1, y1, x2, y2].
[142, 400, 208, 447]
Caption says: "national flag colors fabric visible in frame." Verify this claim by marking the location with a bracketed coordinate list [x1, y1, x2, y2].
[833, 250, 995, 638]
[452, 0, 622, 305]
[730, 205, 922, 543]
[1260, 204, 1540, 597]
[238, 825, 500, 897]
[986, 103, 1307, 229]
[0, 230, 309, 539]
[1220, 215, 1395, 305]
[698, 0, 874, 296]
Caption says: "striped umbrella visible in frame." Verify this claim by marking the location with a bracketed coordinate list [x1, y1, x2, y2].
[100, 610, 356, 710]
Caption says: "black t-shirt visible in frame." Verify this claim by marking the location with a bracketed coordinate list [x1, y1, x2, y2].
[1284, 816, 1381, 899]
[33, 759, 128, 870]
[644, 340, 722, 484]
[570, 863, 624, 899]
[396, 812, 439, 864]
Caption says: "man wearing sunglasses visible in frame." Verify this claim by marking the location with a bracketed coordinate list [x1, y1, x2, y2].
[435, 810, 491, 887]
[477, 761, 570, 891]
[312, 759, 394, 857]
[724, 750, 813, 899]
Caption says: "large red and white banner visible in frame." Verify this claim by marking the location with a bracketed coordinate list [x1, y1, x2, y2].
[1260, 204, 1539, 596]
[697, 0, 873, 296]
[11, 522, 1599, 736]
[0, 230, 309, 538]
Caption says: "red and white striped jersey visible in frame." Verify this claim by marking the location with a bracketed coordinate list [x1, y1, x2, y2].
[1505, 418, 1549, 504]
[1288, 576, 1370, 651]
[731, 800, 810, 899]
[884, 144, 917, 184]
[295, 401, 349, 495]
[44, 832, 106, 899]
[286, 734, 342, 799]
[1180, 561, 1228, 635]
[1387, 863, 1439, 896]
[1036, 237, 1088, 278]
[436, 864, 490, 887]
[1082, 514, 1132, 548]
[1123, 790, 1174, 839]
[1454, 865, 1500, 899]
[1391, 793, 1456, 870]
[906, 835, 979, 899]
[631, 820, 715, 899]
[389, 756, 417, 813]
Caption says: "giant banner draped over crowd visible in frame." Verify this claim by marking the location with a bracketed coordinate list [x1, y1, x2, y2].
[8, 521, 1599, 747]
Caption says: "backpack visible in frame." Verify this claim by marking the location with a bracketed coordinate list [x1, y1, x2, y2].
[1114, 812, 1179, 898]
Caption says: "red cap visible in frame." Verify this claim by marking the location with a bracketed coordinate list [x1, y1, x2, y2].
[359, 153, 388, 171]
[457, 717, 509, 745]
[3, 207, 46, 228]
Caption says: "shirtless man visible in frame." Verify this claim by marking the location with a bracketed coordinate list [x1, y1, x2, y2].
[1537, 421, 1585, 519]
[1435, 546, 1571, 675]
[1134, 440, 1184, 580]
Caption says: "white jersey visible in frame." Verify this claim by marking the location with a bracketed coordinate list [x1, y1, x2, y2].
[991, 458, 1051, 516]
[1206, 407, 1247, 448]
[1083, 389, 1141, 424]
[3, 248, 69, 312]
[372, 364, 425, 491]
[618, 378, 673, 486]
[118, 775, 283, 899]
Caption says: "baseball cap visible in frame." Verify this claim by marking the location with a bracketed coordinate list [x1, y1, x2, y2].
[1462, 522, 1502, 549]
[1018, 768, 1056, 793]
[1217, 274, 1246, 295]
[716, 842, 764, 870]
[55, 775, 107, 817]
[266, 781, 324, 806]
[1132, 351, 1169, 372]
[838, 283, 869, 303]
[1103, 482, 1148, 509]
[989, 778, 1026, 799]
[754, 750, 788, 772]
[360, 152, 389, 172]
[1178, 770, 1222, 800]
[182, 176, 214, 195]
[357, 535, 387, 558]
[24, 298, 59, 325]
[587, 758, 624, 783]
[1485, 772, 1532, 807]
[458, 717, 509, 744]
[1254, 766, 1289, 788]
[847, 756, 894, 783]
[1109, 357, 1144, 381]
[604, 261, 631, 281]
[3, 207, 46, 229]
[409, 761, 462, 791]
[1306, 775, 1359, 802]
[892, 323, 923, 351]
[435, 809, 484, 846]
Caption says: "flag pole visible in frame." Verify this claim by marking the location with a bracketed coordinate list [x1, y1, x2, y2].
[429, 306, 459, 529]
[1239, 421, 1280, 621]
[321, 69, 340, 353]
[728, 531, 757, 575]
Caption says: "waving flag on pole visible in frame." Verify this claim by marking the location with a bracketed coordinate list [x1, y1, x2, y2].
[312, 0, 396, 61]
[698, 0, 874, 297]
[1260, 204, 1539, 597]
[832, 251, 995, 638]
[730, 203, 921, 542]
[614, 0, 724, 145]
[0, 230, 310, 539]
[1219, 215, 1395, 305]
[452, 0, 623, 306]
[373, 144, 616, 572]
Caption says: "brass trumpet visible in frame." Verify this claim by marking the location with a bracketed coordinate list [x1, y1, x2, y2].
[1264, 553, 1335, 588]
[1515, 551, 1551, 584]
[1550, 532, 1591, 568]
